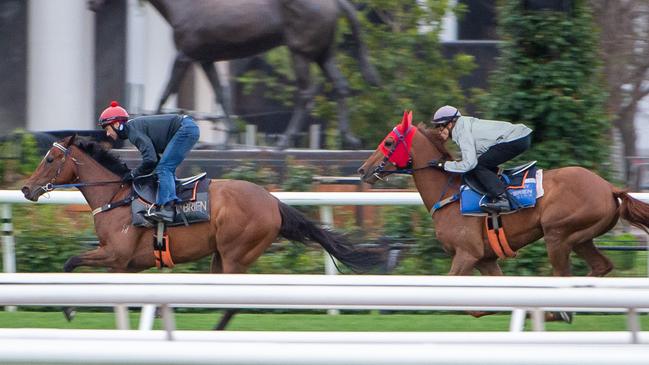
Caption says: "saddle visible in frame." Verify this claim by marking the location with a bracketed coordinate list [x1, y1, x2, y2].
[460, 161, 540, 216]
[131, 172, 211, 228]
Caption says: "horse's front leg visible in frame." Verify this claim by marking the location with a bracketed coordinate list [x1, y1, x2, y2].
[63, 246, 123, 272]
[448, 250, 479, 276]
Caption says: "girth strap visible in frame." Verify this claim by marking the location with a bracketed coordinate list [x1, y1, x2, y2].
[485, 213, 516, 259]
[92, 195, 135, 216]
[430, 193, 460, 215]
[154, 222, 175, 269]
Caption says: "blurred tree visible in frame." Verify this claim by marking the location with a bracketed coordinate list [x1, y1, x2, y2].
[590, 0, 649, 182]
[479, 0, 610, 175]
[238, 0, 474, 148]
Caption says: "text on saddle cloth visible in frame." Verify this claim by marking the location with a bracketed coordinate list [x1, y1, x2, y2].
[131, 173, 211, 228]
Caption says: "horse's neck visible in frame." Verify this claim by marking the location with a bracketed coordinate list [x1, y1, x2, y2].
[74, 153, 129, 211]
[412, 168, 460, 213]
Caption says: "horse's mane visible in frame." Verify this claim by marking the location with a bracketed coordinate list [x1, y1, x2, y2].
[416, 123, 453, 160]
[73, 137, 131, 176]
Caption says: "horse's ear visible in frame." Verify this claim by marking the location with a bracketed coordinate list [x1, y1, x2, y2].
[399, 110, 412, 132]
[64, 134, 77, 147]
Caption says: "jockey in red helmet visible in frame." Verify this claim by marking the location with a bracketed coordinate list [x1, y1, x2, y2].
[98, 101, 130, 140]
[98, 101, 200, 223]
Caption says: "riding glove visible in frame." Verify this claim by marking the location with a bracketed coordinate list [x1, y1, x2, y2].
[432, 159, 446, 170]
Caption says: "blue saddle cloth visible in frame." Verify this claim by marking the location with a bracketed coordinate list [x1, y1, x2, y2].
[460, 162, 539, 216]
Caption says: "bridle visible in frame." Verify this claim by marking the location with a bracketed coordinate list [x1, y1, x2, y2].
[372, 126, 415, 179]
[39, 142, 133, 216]
[41, 142, 123, 192]
[371, 126, 443, 179]
[370, 127, 460, 214]
[41, 142, 81, 192]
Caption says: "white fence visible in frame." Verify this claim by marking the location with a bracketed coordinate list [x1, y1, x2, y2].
[3, 190, 649, 275]
[2, 273, 649, 364]
[3, 192, 649, 364]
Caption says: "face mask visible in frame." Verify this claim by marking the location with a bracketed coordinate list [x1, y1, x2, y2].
[112, 123, 129, 139]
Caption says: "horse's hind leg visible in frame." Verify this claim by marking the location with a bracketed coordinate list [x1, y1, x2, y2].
[277, 53, 314, 149]
[207, 253, 239, 330]
[200, 62, 234, 140]
[318, 53, 360, 149]
[543, 234, 573, 277]
[572, 239, 613, 277]
[157, 52, 193, 113]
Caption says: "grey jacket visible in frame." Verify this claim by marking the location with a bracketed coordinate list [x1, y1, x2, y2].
[443, 116, 532, 173]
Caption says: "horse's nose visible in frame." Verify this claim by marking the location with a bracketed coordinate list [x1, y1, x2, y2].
[21, 186, 31, 198]
[357, 167, 365, 175]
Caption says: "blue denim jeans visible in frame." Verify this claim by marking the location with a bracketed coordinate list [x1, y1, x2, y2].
[155, 116, 200, 205]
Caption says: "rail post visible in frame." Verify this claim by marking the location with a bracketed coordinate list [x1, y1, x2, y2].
[319, 205, 339, 315]
[1, 204, 16, 312]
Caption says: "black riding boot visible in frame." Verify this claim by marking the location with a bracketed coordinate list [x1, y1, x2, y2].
[480, 193, 511, 213]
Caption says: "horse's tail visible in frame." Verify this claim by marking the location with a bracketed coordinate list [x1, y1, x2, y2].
[277, 201, 386, 273]
[613, 189, 649, 234]
[337, 0, 381, 86]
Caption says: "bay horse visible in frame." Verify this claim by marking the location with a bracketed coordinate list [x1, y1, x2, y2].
[88, 0, 380, 149]
[21, 135, 385, 328]
[358, 112, 649, 281]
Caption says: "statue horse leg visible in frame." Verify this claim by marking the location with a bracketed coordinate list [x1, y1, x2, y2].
[277, 53, 315, 149]
[157, 52, 193, 113]
[318, 52, 361, 149]
[200, 61, 235, 143]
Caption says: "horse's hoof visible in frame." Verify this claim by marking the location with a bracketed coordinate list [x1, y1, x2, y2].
[63, 307, 77, 322]
[276, 135, 291, 150]
[467, 310, 491, 318]
[63, 256, 81, 273]
[547, 311, 574, 323]
[557, 311, 574, 324]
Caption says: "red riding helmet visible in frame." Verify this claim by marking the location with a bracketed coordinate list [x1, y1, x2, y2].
[98, 101, 129, 127]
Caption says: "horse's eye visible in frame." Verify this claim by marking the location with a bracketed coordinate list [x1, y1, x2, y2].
[384, 140, 393, 147]
[46, 156, 54, 163]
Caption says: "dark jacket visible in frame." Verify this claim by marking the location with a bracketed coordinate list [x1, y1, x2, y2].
[123, 114, 183, 176]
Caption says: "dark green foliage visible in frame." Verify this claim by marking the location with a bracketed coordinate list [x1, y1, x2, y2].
[479, 0, 610, 174]
[0, 131, 41, 189]
[221, 161, 279, 186]
[280, 158, 316, 192]
[10, 205, 95, 273]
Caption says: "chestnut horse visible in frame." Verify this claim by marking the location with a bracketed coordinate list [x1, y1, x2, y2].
[358, 112, 649, 280]
[22, 135, 385, 328]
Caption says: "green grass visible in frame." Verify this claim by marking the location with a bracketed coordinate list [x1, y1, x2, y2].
[0, 310, 644, 332]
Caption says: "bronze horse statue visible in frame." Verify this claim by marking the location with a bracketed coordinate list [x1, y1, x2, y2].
[21, 135, 386, 328]
[358, 112, 649, 282]
[89, 0, 380, 149]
